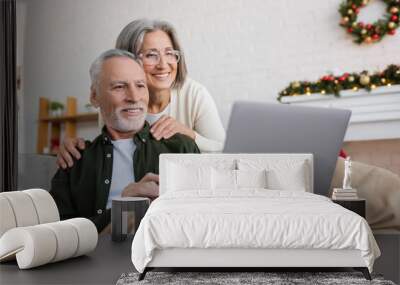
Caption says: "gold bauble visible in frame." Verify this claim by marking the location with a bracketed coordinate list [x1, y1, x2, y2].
[390, 7, 399, 14]
[352, 22, 358, 28]
[388, 22, 397, 29]
[381, 78, 387, 84]
[364, 36, 373, 43]
[361, 29, 368, 35]
[291, 81, 301, 89]
[342, 17, 350, 23]
[362, 0, 369, 5]
[360, 74, 371, 85]
[348, 76, 355, 82]
[348, 9, 354, 15]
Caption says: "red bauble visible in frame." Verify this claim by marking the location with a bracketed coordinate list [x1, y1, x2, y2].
[358, 22, 364, 27]
[392, 15, 399, 21]
[347, 28, 353, 33]
[339, 76, 346, 82]
[351, 4, 357, 9]
[372, 34, 380, 40]
[355, 8, 360, 14]
[389, 29, 396, 35]
[366, 24, 373, 29]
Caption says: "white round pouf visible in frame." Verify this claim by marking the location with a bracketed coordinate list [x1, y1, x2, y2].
[0, 191, 39, 227]
[24, 189, 60, 223]
[0, 196, 17, 237]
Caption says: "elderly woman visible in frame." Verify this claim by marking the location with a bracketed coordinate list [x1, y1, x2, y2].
[57, 19, 225, 168]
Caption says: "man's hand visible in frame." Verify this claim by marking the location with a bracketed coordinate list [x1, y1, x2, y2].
[56, 137, 86, 169]
[121, 173, 159, 199]
[150, 115, 195, 140]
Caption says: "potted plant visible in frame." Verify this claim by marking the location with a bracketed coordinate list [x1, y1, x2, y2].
[84, 103, 95, 113]
[49, 101, 64, 116]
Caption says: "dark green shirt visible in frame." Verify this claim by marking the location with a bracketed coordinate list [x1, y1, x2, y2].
[50, 123, 200, 232]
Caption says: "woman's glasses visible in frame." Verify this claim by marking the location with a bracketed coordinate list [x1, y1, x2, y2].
[139, 49, 181, 66]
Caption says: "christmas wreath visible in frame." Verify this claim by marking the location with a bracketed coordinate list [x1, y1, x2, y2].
[278, 64, 400, 101]
[339, 0, 400, 44]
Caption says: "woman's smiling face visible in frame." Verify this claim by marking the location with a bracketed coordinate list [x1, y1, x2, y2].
[140, 30, 178, 94]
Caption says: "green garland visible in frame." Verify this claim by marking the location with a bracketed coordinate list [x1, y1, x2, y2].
[278, 64, 400, 101]
[339, 0, 400, 44]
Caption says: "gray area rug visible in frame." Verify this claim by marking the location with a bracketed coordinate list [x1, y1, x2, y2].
[116, 272, 396, 285]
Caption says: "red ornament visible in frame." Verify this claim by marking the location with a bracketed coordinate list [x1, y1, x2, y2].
[347, 28, 353, 33]
[372, 34, 380, 40]
[366, 24, 373, 29]
[392, 15, 399, 21]
[339, 76, 346, 82]
[358, 22, 364, 27]
[323, 75, 335, 81]
[355, 8, 360, 14]
[389, 29, 396, 35]
[351, 4, 357, 9]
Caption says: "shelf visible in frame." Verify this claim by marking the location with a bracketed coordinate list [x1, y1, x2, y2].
[37, 96, 99, 154]
[40, 112, 98, 123]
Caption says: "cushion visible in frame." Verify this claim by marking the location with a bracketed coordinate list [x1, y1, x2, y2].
[238, 158, 309, 192]
[331, 157, 400, 231]
[166, 162, 212, 192]
[212, 168, 237, 190]
[211, 169, 268, 191]
[236, 169, 268, 189]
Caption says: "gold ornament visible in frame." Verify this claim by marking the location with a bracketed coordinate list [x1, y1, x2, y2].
[348, 9, 354, 15]
[390, 7, 399, 14]
[360, 74, 371, 85]
[334, 80, 339, 84]
[361, 29, 368, 35]
[362, 0, 369, 5]
[342, 17, 350, 24]
[388, 22, 397, 29]
[381, 78, 387, 84]
[364, 36, 373, 43]
[321, 90, 326, 94]
[348, 75, 355, 82]
[291, 81, 301, 89]
[352, 22, 358, 28]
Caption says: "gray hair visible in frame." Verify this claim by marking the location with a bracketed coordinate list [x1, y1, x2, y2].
[115, 19, 187, 89]
[89, 48, 141, 89]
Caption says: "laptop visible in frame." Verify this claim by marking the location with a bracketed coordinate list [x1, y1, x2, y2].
[223, 102, 351, 196]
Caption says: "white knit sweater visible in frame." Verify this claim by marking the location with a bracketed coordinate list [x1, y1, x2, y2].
[169, 78, 225, 152]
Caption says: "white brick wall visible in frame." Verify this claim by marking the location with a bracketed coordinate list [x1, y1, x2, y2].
[18, 0, 400, 153]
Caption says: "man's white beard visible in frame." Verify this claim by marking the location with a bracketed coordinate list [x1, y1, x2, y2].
[103, 104, 147, 133]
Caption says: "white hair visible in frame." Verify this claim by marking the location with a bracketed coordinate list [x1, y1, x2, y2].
[89, 48, 141, 90]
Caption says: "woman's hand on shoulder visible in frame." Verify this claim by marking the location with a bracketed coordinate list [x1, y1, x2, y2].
[56, 137, 86, 169]
[150, 115, 195, 140]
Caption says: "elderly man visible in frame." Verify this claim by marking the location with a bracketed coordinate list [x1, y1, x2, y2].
[50, 49, 199, 233]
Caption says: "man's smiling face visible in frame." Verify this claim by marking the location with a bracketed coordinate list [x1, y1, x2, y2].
[91, 56, 149, 138]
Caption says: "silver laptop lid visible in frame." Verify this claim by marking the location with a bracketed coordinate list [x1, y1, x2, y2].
[223, 102, 351, 196]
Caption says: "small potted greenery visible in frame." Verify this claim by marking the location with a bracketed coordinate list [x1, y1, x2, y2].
[49, 101, 64, 116]
[84, 103, 95, 113]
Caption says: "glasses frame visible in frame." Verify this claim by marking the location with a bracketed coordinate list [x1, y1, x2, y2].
[138, 49, 181, 66]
